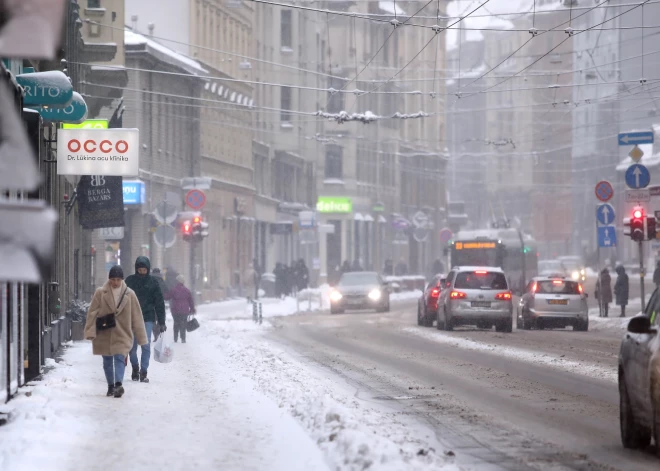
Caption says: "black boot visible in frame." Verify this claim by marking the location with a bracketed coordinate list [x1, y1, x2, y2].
[140, 371, 149, 383]
[131, 365, 139, 381]
[113, 382, 124, 398]
[106, 384, 115, 397]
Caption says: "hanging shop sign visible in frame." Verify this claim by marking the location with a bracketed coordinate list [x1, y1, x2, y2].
[63, 119, 109, 130]
[16, 70, 73, 106]
[77, 175, 125, 230]
[316, 196, 352, 214]
[122, 180, 146, 205]
[33, 91, 88, 123]
[57, 128, 140, 176]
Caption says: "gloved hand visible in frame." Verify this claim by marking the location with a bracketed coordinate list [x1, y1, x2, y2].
[159, 323, 167, 332]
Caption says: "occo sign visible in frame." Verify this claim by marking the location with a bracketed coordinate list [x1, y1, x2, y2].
[57, 128, 140, 177]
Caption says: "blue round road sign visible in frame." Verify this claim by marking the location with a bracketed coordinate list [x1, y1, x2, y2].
[625, 164, 650, 189]
[185, 189, 206, 210]
[596, 203, 615, 226]
[594, 181, 614, 202]
[439, 228, 453, 243]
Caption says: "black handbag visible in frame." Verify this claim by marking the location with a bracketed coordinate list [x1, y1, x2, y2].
[96, 288, 127, 331]
[186, 315, 200, 332]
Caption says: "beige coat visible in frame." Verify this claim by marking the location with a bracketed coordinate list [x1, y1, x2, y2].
[84, 280, 149, 356]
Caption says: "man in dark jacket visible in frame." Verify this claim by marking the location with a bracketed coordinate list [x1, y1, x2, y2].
[614, 265, 629, 318]
[151, 268, 169, 341]
[125, 256, 166, 383]
[595, 267, 613, 318]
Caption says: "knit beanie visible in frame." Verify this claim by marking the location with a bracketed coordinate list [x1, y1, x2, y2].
[109, 265, 124, 280]
[176, 274, 185, 284]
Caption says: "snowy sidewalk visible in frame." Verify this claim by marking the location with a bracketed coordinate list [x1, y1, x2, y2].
[0, 324, 328, 471]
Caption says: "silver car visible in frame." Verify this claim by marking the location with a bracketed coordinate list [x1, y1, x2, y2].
[517, 276, 588, 331]
[437, 266, 513, 332]
[329, 271, 391, 314]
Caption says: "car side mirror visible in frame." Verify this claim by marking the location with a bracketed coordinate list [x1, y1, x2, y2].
[627, 316, 656, 334]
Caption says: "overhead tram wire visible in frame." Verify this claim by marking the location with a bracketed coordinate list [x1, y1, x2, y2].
[461, 0, 655, 100]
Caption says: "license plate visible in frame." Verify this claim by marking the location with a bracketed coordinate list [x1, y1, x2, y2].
[471, 301, 491, 308]
[548, 299, 568, 305]
[347, 299, 363, 305]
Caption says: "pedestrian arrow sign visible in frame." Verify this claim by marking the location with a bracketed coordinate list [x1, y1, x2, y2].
[597, 226, 617, 248]
[596, 203, 615, 225]
[625, 164, 650, 189]
[618, 131, 654, 146]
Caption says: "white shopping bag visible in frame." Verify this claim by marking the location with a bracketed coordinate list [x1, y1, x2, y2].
[153, 333, 174, 364]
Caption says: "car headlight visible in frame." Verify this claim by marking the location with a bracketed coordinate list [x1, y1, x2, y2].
[572, 271, 579, 280]
[330, 290, 343, 303]
[368, 289, 382, 301]
[580, 269, 585, 275]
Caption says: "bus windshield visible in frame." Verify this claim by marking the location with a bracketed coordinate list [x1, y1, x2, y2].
[451, 241, 501, 267]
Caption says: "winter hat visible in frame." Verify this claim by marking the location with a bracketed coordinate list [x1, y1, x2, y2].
[176, 274, 185, 284]
[109, 265, 124, 280]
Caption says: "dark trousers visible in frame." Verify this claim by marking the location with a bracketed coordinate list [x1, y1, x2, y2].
[173, 314, 187, 342]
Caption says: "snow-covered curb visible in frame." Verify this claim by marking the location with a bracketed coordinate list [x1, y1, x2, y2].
[204, 319, 460, 471]
[403, 327, 616, 383]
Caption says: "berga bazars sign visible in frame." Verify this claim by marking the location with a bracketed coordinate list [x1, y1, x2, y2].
[57, 128, 140, 176]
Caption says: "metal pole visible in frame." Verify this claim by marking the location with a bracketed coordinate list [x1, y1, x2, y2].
[596, 215, 602, 317]
[190, 240, 196, 305]
[640, 240, 646, 312]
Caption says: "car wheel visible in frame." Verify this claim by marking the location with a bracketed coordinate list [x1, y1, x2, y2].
[417, 305, 422, 325]
[330, 307, 344, 315]
[522, 312, 532, 330]
[574, 318, 588, 332]
[445, 312, 454, 331]
[436, 310, 445, 330]
[620, 372, 652, 449]
[495, 318, 512, 333]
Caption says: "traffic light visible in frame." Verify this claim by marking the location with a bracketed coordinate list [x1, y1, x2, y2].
[191, 216, 209, 242]
[630, 207, 645, 242]
[181, 220, 193, 242]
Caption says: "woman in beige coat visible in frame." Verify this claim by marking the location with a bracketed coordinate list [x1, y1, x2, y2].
[85, 265, 149, 398]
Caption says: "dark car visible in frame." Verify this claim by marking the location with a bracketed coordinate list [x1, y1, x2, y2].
[418, 274, 445, 327]
[330, 271, 390, 314]
[618, 288, 660, 450]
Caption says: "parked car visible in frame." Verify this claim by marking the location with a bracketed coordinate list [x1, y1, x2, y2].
[618, 288, 660, 450]
[558, 256, 587, 282]
[329, 271, 391, 314]
[417, 273, 445, 327]
[517, 276, 588, 331]
[436, 266, 513, 332]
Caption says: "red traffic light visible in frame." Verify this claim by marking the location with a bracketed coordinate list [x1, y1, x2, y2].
[633, 209, 643, 219]
[183, 222, 191, 234]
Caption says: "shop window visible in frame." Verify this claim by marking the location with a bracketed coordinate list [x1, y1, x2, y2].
[325, 148, 343, 179]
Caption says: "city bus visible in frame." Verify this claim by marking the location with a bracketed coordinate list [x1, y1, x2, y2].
[449, 228, 538, 293]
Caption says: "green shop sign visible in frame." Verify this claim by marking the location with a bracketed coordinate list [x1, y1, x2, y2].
[316, 196, 352, 213]
[63, 119, 108, 130]
[34, 92, 88, 124]
[16, 70, 73, 106]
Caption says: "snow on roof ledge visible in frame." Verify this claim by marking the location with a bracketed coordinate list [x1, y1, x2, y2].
[124, 28, 207, 75]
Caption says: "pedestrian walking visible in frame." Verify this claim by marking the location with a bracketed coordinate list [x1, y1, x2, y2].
[165, 275, 195, 343]
[125, 256, 166, 383]
[296, 258, 309, 291]
[84, 265, 148, 398]
[274, 262, 285, 298]
[653, 261, 660, 288]
[151, 267, 169, 342]
[595, 267, 613, 317]
[614, 265, 629, 318]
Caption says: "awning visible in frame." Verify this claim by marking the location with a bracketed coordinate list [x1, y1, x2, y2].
[32, 91, 88, 124]
[354, 212, 364, 221]
[16, 71, 73, 107]
[364, 214, 375, 222]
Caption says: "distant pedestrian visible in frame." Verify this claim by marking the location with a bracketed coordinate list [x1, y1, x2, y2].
[653, 261, 660, 288]
[595, 267, 613, 317]
[614, 265, 629, 318]
[340, 260, 351, 274]
[84, 265, 148, 398]
[395, 258, 408, 276]
[125, 256, 166, 383]
[296, 259, 309, 291]
[151, 268, 169, 341]
[274, 262, 285, 298]
[165, 275, 195, 343]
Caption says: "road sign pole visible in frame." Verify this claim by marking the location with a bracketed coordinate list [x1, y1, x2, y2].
[640, 240, 646, 313]
[596, 215, 602, 317]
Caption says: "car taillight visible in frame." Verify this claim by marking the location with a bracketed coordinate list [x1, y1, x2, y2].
[431, 288, 440, 298]
[450, 290, 466, 299]
[495, 291, 512, 300]
[532, 282, 537, 293]
[578, 284, 583, 294]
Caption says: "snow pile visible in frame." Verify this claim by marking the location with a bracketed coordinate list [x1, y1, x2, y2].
[203, 320, 460, 471]
[404, 327, 616, 383]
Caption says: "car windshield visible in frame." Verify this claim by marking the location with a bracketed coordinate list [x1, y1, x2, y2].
[536, 280, 581, 295]
[339, 272, 379, 286]
[560, 258, 582, 271]
[454, 271, 508, 290]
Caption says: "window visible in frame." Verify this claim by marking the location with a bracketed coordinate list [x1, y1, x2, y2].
[454, 271, 508, 290]
[280, 10, 292, 49]
[280, 86, 292, 122]
[325, 147, 343, 179]
[88, 0, 101, 7]
[327, 76, 346, 114]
